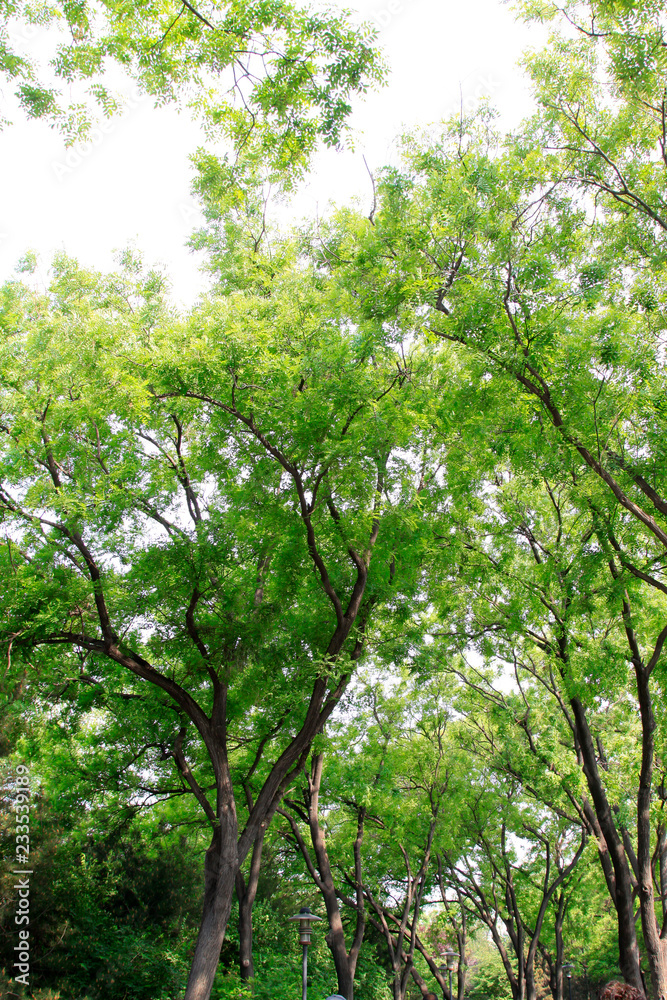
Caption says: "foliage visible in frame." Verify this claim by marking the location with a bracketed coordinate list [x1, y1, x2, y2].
[0, 756, 202, 998]
[3, 0, 667, 996]
[0, 223, 451, 998]
[465, 939, 516, 1000]
[0, 0, 383, 173]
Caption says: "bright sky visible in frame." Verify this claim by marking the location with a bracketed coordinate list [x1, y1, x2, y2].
[0, 0, 546, 305]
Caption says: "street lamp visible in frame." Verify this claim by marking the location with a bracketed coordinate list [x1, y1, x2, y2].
[288, 907, 323, 1000]
[563, 962, 574, 1000]
[439, 949, 459, 1000]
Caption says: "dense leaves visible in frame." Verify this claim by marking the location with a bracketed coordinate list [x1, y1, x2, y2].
[3, 1, 667, 998]
[0, 0, 382, 176]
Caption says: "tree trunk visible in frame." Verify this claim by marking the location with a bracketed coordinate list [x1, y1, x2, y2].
[282, 753, 366, 1000]
[236, 833, 266, 981]
[238, 885, 254, 982]
[329, 949, 355, 1000]
[569, 695, 645, 994]
[324, 911, 356, 1000]
[552, 892, 566, 1000]
[307, 756, 362, 1000]
[634, 664, 667, 1000]
[393, 964, 409, 1000]
[531, 895, 579, 1000]
[184, 820, 239, 1000]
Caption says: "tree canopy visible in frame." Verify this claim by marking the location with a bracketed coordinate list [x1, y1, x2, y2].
[0, 0, 382, 171]
[2, 1, 667, 999]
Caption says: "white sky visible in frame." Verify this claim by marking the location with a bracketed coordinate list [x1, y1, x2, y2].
[0, 0, 546, 305]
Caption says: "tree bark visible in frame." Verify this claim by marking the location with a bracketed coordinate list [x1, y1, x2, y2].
[568, 695, 645, 994]
[185, 813, 240, 1000]
[238, 891, 254, 983]
[236, 833, 265, 982]
[281, 753, 366, 999]
[634, 663, 667, 1000]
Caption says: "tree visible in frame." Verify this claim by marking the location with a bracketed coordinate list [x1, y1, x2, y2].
[313, 95, 667, 994]
[280, 750, 368, 1000]
[439, 774, 586, 1000]
[357, 693, 450, 1000]
[516, 6, 667, 989]
[0, 240, 445, 999]
[424, 450, 657, 994]
[280, 674, 469, 1000]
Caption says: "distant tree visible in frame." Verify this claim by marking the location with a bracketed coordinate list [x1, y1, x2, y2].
[280, 676, 468, 1000]
[439, 777, 586, 1000]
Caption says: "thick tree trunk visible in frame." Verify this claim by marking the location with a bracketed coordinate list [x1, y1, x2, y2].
[324, 910, 356, 1000]
[184, 821, 240, 1000]
[634, 665, 667, 1000]
[569, 696, 645, 994]
[184, 677, 349, 1000]
[329, 948, 355, 1000]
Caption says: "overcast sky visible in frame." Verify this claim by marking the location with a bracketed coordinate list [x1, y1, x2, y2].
[0, 0, 546, 304]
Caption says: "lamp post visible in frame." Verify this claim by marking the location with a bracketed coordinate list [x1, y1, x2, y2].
[439, 949, 459, 1000]
[288, 907, 323, 1000]
[563, 962, 574, 1000]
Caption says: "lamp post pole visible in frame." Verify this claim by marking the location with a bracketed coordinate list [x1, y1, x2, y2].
[440, 950, 459, 1000]
[563, 962, 574, 1000]
[301, 941, 308, 1000]
[288, 907, 323, 1000]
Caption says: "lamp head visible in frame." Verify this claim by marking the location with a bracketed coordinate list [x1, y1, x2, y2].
[288, 906, 323, 945]
[441, 950, 459, 972]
